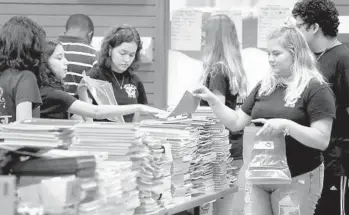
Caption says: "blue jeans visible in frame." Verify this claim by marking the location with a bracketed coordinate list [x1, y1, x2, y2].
[244, 163, 324, 215]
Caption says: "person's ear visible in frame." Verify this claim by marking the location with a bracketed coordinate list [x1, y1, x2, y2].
[310, 23, 320, 35]
[87, 31, 94, 44]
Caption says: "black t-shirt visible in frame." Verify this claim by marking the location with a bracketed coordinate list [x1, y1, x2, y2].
[87, 67, 148, 122]
[200, 63, 243, 159]
[0, 69, 41, 123]
[241, 79, 336, 177]
[200, 63, 238, 110]
[315, 44, 349, 139]
[40, 86, 77, 119]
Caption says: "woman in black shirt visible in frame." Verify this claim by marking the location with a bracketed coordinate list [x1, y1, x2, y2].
[0, 16, 46, 123]
[201, 14, 247, 160]
[193, 22, 336, 215]
[87, 25, 148, 122]
[40, 40, 163, 120]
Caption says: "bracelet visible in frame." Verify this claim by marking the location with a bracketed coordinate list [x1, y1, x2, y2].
[283, 126, 290, 136]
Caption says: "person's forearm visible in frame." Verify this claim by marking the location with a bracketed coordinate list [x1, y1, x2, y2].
[286, 120, 330, 151]
[208, 97, 240, 132]
[94, 104, 142, 119]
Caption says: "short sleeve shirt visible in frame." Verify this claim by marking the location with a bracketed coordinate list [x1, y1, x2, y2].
[0, 69, 42, 123]
[241, 80, 336, 177]
[200, 63, 238, 110]
[315, 44, 349, 138]
[40, 86, 77, 119]
[87, 67, 148, 122]
[58, 35, 97, 96]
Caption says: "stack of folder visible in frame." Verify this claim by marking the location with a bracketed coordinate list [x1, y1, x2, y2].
[169, 138, 195, 204]
[192, 109, 234, 191]
[211, 128, 231, 190]
[134, 132, 173, 215]
[140, 120, 198, 203]
[190, 119, 216, 196]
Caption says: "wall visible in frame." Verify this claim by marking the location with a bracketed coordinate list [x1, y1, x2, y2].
[166, 0, 349, 107]
[336, 0, 349, 46]
[0, 0, 169, 109]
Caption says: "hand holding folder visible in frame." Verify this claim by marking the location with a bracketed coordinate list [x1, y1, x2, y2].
[80, 72, 125, 123]
[156, 90, 201, 120]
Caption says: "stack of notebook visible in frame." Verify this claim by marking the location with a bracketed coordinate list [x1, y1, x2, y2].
[1, 122, 76, 149]
[70, 122, 148, 165]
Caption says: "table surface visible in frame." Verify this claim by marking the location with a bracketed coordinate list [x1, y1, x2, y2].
[159, 186, 238, 215]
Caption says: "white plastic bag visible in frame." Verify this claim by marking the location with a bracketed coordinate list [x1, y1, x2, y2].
[245, 126, 291, 184]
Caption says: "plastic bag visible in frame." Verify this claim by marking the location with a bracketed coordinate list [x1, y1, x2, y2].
[245, 125, 291, 184]
[80, 74, 124, 123]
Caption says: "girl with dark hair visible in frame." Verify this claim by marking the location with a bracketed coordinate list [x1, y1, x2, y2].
[87, 25, 148, 122]
[0, 16, 46, 123]
[40, 40, 163, 120]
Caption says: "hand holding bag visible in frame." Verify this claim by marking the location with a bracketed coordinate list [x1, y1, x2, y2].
[245, 126, 291, 184]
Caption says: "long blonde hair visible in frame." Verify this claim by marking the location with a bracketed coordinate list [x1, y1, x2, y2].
[259, 25, 326, 106]
[201, 14, 247, 99]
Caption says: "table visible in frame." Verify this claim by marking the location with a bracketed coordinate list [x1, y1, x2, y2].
[159, 186, 238, 215]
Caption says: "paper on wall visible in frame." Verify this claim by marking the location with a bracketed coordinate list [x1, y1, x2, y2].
[171, 9, 203, 51]
[257, 4, 291, 48]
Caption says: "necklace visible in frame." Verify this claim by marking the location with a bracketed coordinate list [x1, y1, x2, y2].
[111, 72, 124, 89]
[316, 39, 338, 61]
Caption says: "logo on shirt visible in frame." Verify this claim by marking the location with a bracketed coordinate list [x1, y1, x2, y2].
[124, 84, 137, 99]
[0, 87, 10, 124]
[284, 102, 296, 108]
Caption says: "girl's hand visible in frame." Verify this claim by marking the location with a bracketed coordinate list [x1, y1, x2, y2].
[251, 118, 290, 137]
[77, 83, 88, 92]
[192, 85, 218, 106]
[140, 105, 167, 116]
